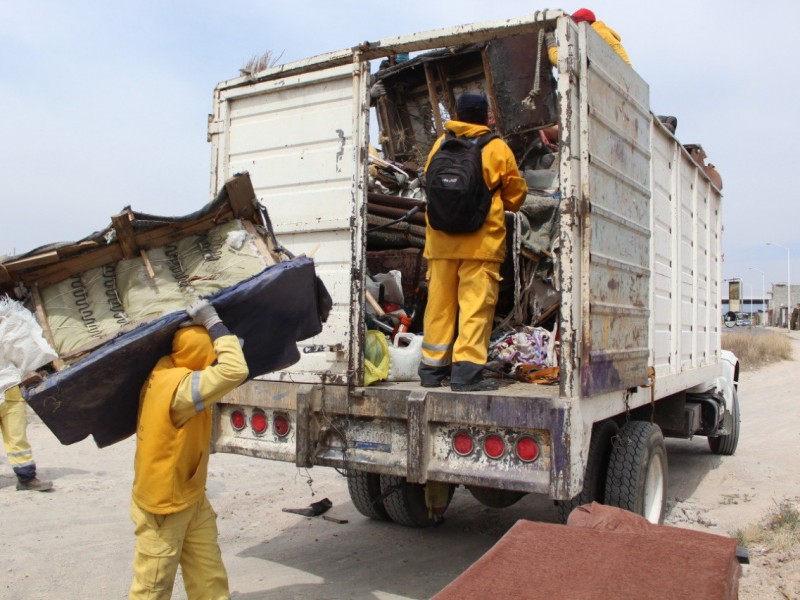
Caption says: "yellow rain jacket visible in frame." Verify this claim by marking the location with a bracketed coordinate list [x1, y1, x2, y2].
[548, 20, 631, 66]
[132, 327, 248, 514]
[423, 120, 527, 262]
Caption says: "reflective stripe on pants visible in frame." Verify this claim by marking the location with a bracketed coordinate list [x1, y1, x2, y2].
[0, 390, 35, 479]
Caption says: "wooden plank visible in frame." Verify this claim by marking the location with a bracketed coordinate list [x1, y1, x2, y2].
[377, 97, 396, 160]
[30, 284, 66, 371]
[242, 220, 276, 266]
[423, 62, 444, 137]
[2, 251, 61, 272]
[139, 250, 155, 279]
[19, 207, 236, 287]
[111, 211, 139, 260]
[481, 47, 503, 135]
[224, 173, 257, 221]
[437, 63, 457, 117]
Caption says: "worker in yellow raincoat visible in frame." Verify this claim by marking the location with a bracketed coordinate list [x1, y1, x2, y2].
[129, 299, 248, 599]
[547, 8, 631, 66]
[1, 384, 53, 491]
[418, 94, 527, 391]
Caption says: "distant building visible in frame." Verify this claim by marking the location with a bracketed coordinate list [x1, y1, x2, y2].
[768, 283, 800, 329]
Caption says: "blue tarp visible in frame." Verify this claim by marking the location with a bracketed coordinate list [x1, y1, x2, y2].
[26, 256, 331, 448]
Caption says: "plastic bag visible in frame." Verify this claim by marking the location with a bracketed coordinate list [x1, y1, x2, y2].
[363, 330, 390, 386]
[0, 297, 58, 395]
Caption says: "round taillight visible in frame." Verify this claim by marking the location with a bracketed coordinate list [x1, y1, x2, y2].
[273, 414, 290, 437]
[452, 432, 474, 456]
[230, 410, 246, 431]
[483, 434, 505, 459]
[515, 436, 540, 462]
[251, 411, 268, 435]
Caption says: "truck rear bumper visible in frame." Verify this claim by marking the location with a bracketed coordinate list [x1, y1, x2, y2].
[214, 379, 571, 498]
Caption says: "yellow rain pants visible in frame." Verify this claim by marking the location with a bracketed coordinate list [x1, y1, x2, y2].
[129, 495, 229, 600]
[1, 386, 36, 480]
[420, 259, 501, 375]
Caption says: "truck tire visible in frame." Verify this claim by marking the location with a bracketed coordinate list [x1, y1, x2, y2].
[347, 470, 391, 521]
[604, 421, 668, 524]
[379, 475, 454, 528]
[708, 387, 740, 456]
[554, 419, 619, 523]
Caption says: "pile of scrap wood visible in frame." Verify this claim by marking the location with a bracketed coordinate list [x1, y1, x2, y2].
[0, 172, 330, 447]
[367, 152, 426, 249]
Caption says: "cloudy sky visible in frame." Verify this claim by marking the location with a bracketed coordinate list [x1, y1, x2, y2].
[2, 1, 797, 305]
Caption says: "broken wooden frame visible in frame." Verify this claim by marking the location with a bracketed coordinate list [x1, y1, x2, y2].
[0, 172, 281, 370]
[372, 30, 558, 165]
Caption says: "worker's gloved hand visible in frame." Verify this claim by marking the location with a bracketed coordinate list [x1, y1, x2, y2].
[545, 32, 556, 50]
[187, 299, 222, 330]
[370, 82, 386, 99]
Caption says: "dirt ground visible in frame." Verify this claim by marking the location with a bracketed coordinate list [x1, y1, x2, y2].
[1, 332, 798, 599]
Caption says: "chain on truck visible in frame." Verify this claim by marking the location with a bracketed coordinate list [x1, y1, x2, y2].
[208, 10, 740, 526]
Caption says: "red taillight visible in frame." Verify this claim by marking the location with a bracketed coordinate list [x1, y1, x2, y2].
[515, 436, 540, 462]
[250, 411, 268, 435]
[230, 410, 246, 431]
[273, 414, 290, 437]
[453, 432, 474, 456]
[483, 434, 505, 459]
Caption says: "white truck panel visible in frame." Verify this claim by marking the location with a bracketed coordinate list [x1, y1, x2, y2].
[210, 64, 357, 383]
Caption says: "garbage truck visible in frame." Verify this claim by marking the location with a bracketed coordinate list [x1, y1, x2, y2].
[207, 10, 739, 526]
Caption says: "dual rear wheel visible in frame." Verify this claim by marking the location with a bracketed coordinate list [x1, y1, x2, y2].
[347, 471, 455, 527]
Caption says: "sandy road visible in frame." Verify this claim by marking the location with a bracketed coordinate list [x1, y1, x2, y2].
[1, 333, 797, 599]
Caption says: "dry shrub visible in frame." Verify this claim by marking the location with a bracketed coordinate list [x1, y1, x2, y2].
[721, 332, 793, 371]
[735, 500, 800, 554]
[240, 50, 284, 77]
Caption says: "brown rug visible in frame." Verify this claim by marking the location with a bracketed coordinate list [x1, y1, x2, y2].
[433, 503, 740, 599]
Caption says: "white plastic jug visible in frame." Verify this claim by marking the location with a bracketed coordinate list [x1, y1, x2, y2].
[387, 332, 422, 381]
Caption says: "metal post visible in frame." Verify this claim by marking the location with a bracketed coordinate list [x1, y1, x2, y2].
[748, 267, 766, 326]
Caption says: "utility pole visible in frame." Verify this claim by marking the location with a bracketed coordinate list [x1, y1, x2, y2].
[748, 267, 766, 326]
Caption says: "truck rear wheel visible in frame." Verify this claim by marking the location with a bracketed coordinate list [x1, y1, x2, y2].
[604, 421, 668, 524]
[379, 475, 455, 527]
[708, 387, 740, 456]
[555, 419, 619, 523]
[347, 470, 391, 521]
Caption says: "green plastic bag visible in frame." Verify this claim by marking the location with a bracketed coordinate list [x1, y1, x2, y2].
[364, 330, 389, 385]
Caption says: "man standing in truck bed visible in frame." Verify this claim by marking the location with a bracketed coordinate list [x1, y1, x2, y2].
[418, 94, 527, 391]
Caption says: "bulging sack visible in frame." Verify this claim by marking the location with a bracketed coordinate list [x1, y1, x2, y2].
[364, 330, 390, 385]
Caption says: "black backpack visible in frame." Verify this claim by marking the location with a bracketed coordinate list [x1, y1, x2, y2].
[425, 131, 500, 233]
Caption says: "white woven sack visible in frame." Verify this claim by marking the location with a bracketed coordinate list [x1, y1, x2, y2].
[0, 297, 58, 396]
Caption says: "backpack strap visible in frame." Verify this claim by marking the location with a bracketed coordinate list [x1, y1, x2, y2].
[474, 132, 499, 149]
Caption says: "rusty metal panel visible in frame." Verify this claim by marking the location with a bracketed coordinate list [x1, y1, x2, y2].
[486, 29, 558, 133]
[580, 24, 652, 396]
